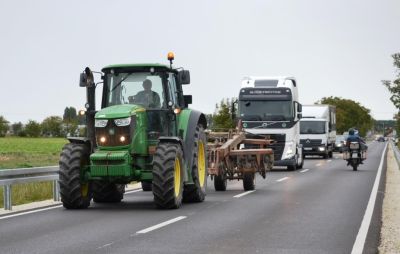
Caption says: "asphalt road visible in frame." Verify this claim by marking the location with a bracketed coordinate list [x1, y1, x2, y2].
[0, 142, 387, 254]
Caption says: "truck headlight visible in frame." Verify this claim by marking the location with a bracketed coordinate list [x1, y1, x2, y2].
[95, 119, 108, 128]
[284, 142, 295, 158]
[318, 146, 326, 151]
[114, 117, 131, 127]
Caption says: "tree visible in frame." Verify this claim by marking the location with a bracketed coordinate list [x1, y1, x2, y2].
[382, 53, 400, 135]
[0, 115, 9, 137]
[25, 120, 41, 137]
[11, 122, 23, 136]
[63, 107, 79, 137]
[42, 116, 63, 137]
[63, 107, 78, 122]
[317, 97, 374, 136]
[212, 98, 237, 131]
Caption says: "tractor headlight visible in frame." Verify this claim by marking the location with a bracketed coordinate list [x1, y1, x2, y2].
[95, 119, 108, 128]
[114, 117, 131, 127]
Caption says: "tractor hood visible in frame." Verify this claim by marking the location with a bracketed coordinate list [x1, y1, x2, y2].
[95, 104, 145, 119]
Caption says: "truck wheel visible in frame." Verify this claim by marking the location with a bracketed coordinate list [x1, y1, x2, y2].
[296, 156, 304, 169]
[243, 172, 255, 191]
[328, 151, 333, 158]
[141, 181, 152, 191]
[152, 143, 184, 209]
[183, 125, 207, 203]
[214, 174, 227, 191]
[59, 143, 92, 209]
[93, 181, 125, 203]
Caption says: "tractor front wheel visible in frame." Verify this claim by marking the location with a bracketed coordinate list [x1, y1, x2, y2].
[152, 143, 184, 209]
[59, 143, 92, 209]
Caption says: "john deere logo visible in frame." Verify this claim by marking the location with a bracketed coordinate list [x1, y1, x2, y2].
[109, 128, 115, 135]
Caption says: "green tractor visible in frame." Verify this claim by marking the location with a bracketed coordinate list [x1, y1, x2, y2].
[59, 53, 208, 209]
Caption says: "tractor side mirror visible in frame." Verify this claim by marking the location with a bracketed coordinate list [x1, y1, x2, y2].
[184, 95, 192, 108]
[79, 67, 95, 87]
[177, 70, 190, 85]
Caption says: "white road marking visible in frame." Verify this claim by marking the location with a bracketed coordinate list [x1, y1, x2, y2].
[276, 177, 289, 182]
[0, 205, 63, 220]
[327, 160, 332, 162]
[136, 216, 187, 234]
[233, 190, 256, 198]
[316, 163, 322, 166]
[351, 143, 388, 254]
[125, 189, 142, 194]
[300, 169, 309, 173]
[98, 242, 114, 249]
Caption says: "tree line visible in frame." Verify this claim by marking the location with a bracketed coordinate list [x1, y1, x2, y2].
[0, 107, 85, 138]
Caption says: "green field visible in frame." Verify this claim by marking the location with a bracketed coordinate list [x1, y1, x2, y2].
[0, 137, 67, 208]
[0, 137, 67, 169]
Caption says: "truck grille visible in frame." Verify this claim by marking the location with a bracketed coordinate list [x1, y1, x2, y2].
[245, 133, 286, 161]
[300, 139, 322, 147]
[95, 118, 134, 147]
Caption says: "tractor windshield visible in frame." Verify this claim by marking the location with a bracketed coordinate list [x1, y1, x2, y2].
[105, 72, 165, 108]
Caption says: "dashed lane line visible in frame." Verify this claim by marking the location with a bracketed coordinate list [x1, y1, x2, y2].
[316, 163, 322, 166]
[276, 177, 289, 182]
[300, 169, 309, 173]
[136, 216, 187, 234]
[233, 190, 256, 198]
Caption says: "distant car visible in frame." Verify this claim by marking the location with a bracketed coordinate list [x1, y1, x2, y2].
[377, 136, 385, 142]
[334, 135, 346, 153]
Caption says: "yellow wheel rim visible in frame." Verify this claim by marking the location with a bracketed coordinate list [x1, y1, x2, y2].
[174, 157, 181, 197]
[81, 183, 89, 197]
[198, 141, 206, 187]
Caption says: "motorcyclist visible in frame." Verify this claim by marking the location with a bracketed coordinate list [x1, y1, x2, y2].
[346, 128, 367, 163]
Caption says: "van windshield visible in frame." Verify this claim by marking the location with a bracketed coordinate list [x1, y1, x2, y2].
[300, 121, 326, 134]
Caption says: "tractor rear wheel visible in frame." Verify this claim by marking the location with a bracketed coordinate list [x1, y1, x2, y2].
[141, 181, 152, 191]
[183, 125, 207, 203]
[243, 172, 255, 191]
[93, 181, 125, 203]
[152, 143, 184, 209]
[59, 143, 92, 209]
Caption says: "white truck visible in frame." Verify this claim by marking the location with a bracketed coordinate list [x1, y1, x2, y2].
[300, 105, 336, 159]
[238, 76, 303, 170]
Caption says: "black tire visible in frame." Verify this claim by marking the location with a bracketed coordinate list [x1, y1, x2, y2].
[296, 156, 304, 169]
[243, 172, 255, 191]
[214, 174, 227, 191]
[322, 153, 328, 159]
[328, 151, 333, 158]
[183, 125, 207, 203]
[152, 143, 184, 209]
[141, 181, 152, 191]
[353, 165, 358, 171]
[59, 143, 92, 209]
[93, 181, 125, 203]
[287, 164, 296, 171]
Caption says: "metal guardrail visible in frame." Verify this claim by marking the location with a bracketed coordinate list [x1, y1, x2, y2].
[0, 166, 60, 210]
[392, 141, 400, 166]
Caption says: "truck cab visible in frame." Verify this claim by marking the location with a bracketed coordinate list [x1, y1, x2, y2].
[238, 76, 303, 170]
[300, 105, 336, 159]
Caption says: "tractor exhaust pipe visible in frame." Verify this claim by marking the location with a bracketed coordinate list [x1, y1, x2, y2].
[80, 67, 96, 150]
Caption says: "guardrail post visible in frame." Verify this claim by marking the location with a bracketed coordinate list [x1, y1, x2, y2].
[3, 185, 12, 210]
[52, 180, 60, 201]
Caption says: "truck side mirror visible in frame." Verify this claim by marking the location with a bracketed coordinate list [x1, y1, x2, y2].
[297, 113, 302, 119]
[79, 67, 95, 87]
[297, 103, 302, 112]
[184, 95, 192, 107]
[177, 70, 190, 85]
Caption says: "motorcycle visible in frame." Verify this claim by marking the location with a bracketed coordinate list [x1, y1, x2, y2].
[343, 142, 367, 171]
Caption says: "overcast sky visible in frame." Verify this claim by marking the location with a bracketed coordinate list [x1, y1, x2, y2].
[1, 0, 399, 124]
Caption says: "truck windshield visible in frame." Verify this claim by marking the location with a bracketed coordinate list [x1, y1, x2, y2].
[104, 72, 165, 108]
[300, 121, 326, 134]
[239, 100, 293, 121]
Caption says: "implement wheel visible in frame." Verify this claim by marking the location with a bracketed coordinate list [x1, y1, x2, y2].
[59, 143, 92, 209]
[243, 172, 255, 191]
[93, 182, 125, 203]
[183, 125, 207, 203]
[214, 174, 227, 191]
[152, 143, 184, 209]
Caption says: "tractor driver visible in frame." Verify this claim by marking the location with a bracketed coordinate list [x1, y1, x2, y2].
[129, 79, 161, 108]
